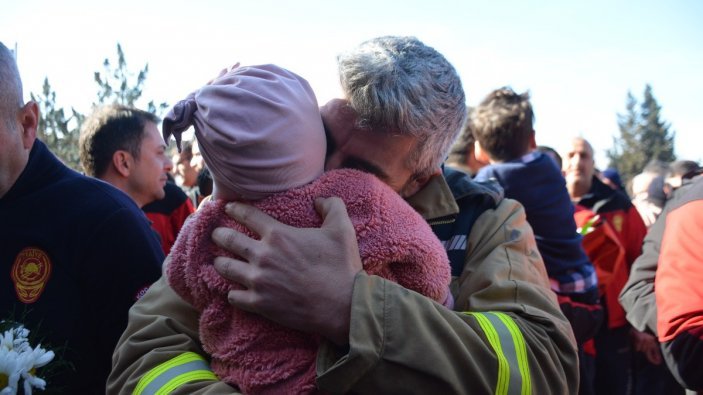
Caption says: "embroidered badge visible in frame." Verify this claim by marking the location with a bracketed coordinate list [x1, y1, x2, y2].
[11, 247, 52, 304]
[612, 214, 624, 233]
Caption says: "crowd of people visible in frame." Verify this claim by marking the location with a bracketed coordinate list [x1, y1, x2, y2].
[1, 36, 701, 394]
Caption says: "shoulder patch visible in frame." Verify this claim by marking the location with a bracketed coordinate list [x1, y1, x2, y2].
[11, 247, 52, 304]
[612, 214, 624, 233]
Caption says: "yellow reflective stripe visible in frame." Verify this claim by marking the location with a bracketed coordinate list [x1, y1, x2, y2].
[464, 312, 532, 395]
[466, 312, 510, 395]
[134, 352, 201, 394]
[155, 370, 219, 395]
[134, 352, 216, 395]
[493, 312, 531, 395]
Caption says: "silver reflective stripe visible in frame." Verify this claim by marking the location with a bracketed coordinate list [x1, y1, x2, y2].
[465, 312, 532, 395]
[484, 313, 523, 395]
[140, 359, 212, 395]
[442, 234, 467, 251]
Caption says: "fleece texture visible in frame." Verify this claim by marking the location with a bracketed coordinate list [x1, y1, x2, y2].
[167, 168, 451, 394]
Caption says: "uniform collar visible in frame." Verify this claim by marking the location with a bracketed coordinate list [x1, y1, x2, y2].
[1, 140, 69, 205]
[405, 173, 459, 221]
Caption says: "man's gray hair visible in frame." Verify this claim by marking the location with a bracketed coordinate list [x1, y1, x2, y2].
[337, 36, 466, 178]
[0, 42, 24, 127]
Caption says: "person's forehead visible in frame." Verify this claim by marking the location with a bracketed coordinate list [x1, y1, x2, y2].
[144, 120, 159, 133]
[569, 139, 593, 155]
[328, 125, 414, 161]
[143, 122, 164, 143]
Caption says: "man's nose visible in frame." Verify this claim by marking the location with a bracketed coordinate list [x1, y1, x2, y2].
[164, 158, 174, 172]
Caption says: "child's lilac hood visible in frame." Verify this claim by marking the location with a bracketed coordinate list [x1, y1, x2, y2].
[162, 64, 325, 200]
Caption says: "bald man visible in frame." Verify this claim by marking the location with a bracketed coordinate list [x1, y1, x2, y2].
[563, 137, 674, 395]
[0, 42, 162, 393]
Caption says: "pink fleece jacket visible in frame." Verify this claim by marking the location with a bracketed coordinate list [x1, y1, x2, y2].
[167, 169, 451, 394]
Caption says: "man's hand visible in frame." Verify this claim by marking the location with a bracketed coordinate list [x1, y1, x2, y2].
[630, 328, 662, 365]
[212, 197, 362, 345]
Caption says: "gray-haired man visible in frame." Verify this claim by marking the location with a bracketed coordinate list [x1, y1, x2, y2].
[110, 36, 577, 394]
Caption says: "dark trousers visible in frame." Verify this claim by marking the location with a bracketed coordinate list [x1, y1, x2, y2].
[579, 346, 596, 395]
[632, 351, 685, 395]
[594, 325, 632, 395]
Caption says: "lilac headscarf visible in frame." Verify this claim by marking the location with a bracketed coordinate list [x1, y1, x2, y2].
[163, 64, 326, 200]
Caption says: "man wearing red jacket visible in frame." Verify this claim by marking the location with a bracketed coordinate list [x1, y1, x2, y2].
[656, 175, 703, 392]
[564, 137, 648, 394]
[143, 179, 195, 255]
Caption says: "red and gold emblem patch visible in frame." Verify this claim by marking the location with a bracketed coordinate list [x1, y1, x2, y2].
[11, 247, 52, 304]
[612, 214, 624, 233]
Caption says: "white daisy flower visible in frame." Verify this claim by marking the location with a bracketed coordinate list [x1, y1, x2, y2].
[0, 323, 55, 395]
[15, 347, 54, 395]
[0, 348, 21, 395]
[21, 373, 47, 395]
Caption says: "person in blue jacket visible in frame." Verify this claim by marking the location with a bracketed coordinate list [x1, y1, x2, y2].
[472, 87, 598, 309]
[472, 87, 602, 394]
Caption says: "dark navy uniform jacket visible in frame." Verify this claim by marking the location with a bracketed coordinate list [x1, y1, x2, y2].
[0, 140, 163, 393]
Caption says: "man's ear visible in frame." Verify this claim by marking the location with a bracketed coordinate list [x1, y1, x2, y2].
[401, 171, 437, 198]
[474, 141, 491, 164]
[19, 101, 39, 149]
[112, 151, 133, 177]
[529, 130, 537, 150]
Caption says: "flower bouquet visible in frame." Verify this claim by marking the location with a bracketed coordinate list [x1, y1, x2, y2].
[0, 321, 54, 395]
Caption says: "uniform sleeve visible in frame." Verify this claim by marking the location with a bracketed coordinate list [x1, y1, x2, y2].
[656, 199, 703, 390]
[316, 198, 578, 394]
[619, 210, 666, 334]
[623, 206, 648, 267]
[82, 207, 164, 392]
[108, 274, 240, 395]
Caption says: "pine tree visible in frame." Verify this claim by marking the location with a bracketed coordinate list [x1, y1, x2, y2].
[607, 84, 676, 186]
[639, 85, 675, 163]
[93, 43, 168, 115]
[30, 78, 82, 170]
[30, 43, 167, 171]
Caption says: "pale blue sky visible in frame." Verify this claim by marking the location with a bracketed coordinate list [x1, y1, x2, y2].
[3, 0, 702, 166]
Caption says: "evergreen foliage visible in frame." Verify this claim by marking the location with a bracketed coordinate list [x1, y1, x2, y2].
[31, 43, 167, 171]
[30, 78, 82, 169]
[607, 84, 676, 186]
